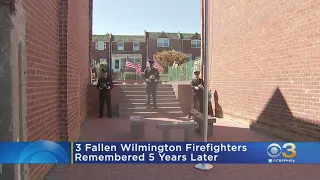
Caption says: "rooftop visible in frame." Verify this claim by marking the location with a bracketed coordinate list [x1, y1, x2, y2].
[92, 31, 201, 42]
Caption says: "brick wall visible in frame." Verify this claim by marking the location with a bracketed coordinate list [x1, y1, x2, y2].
[182, 39, 201, 59]
[66, 0, 90, 141]
[92, 42, 110, 62]
[24, 0, 90, 179]
[207, 0, 320, 140]
[24, 0, 60, 179]
[148, 38, 181, 59]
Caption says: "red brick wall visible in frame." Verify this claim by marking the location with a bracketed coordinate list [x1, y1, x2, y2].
[24, 0, 60, 179]
[207, 0, 320, 140]
[92, 42, 110, 61]
[148, 38, 181, 59]
[66, 0, 90, 141]
[182, 39, 201, 59]
[24, 0, 90, 179]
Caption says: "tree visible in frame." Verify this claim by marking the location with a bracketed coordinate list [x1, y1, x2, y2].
[96, 61, 108, 78]
[154, 50, 188, 69]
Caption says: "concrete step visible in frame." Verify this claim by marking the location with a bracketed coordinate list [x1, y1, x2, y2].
[119, 94, 177, 99]
[119, 111, 184, 118]
[121, 91, 176, 96]
[119, 87, 174, 91]
[118, 98, 179, 103]
[119, 102, 181, 108]
[119, 106, 182, 112]
[118, 84, 172, 88]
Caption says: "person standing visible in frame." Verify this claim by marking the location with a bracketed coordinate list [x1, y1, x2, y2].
[144, 60, 160, 108]
[97, 69, 113, 118]
[190, 71, 204, 113]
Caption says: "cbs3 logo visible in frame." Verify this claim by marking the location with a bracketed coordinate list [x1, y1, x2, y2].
[267, 143, 296, 159]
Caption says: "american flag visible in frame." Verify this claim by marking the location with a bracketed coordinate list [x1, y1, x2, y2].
[135, 61, 142, 75]
[125, 57, 136, 69]
[147, 58, 164, 72]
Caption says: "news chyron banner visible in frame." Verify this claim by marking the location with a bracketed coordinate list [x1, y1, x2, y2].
[0, 141, 320, 164]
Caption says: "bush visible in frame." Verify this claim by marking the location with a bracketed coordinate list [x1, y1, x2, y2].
[123, 72, 140, 80]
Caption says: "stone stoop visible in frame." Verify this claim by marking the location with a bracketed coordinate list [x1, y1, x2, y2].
[118, 84, 184, 118]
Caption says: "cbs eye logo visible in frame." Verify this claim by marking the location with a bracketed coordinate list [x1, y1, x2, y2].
[19, 140, 69, 164]
[267, 143, 296, 159]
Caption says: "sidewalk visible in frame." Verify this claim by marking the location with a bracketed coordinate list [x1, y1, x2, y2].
[44, 117, 320, 180]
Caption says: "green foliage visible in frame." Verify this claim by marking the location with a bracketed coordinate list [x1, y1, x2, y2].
[123, 72, 140, 80]
[96, 61, 108, 77]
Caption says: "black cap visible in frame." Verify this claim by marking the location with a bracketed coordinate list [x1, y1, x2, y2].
[194, 71, 200, 75]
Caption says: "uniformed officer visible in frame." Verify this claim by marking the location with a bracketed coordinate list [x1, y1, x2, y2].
[144, 60, 160, 108]
[97, 69, 114, 118]
[190, 71, 204, 113]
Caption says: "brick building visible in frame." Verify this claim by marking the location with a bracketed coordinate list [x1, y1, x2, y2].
[91, 31, 201, 75]
[0, 0, 92, 179]
[205, 0, 320, 140]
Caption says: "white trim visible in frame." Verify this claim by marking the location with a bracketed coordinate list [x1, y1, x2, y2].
[118, 42, 124, 50]
[133, 42, 140, 51]
[157, 38, 170, 47]
[191, 40, 201, 48]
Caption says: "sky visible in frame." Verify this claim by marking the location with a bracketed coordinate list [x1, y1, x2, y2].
[92, 0, 201, 35]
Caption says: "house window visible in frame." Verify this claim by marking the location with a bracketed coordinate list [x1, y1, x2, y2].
[114, 59, 120, 69]
[157, 38, 169, 47]
[133, 42, 140, 51]
[97, 41, 105, 50]
[191, 40, 201, 48]
[118, 42, 124, 50]
[94, 42, 98, 50]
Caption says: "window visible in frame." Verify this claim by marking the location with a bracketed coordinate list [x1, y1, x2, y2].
[114, 59, 120, 69]
[157, 38, 169, 47]
[94, 42, 98, 50]
[191, 40, 201, 48]
[97, 41, 105, 50]
[133, 42, 140, 51]
[118, 42, 124, 50]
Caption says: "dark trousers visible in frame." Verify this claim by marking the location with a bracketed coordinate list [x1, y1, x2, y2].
[99, 90, 112, 117]
[193, 91, 203, 113]
[146, 83, 157, 106]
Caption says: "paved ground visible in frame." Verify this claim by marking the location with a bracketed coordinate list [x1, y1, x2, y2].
[44, 117, 320, 180]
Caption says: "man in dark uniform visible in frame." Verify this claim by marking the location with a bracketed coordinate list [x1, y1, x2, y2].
[144, 60, 160, 108]
[190, 71, 204, 113]
[97, 69, 114, 118]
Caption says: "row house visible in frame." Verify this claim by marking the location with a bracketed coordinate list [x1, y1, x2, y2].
[91, 31, 201, 75]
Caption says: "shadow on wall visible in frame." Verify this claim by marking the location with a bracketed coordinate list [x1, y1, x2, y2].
[251, 87, 320, 141]
[214, 90, 223, 118]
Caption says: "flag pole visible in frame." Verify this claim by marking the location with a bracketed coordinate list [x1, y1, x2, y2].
[123, 56, 127, 84]
[134, 58, 138, 84]
[195, 0, 213, 171]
